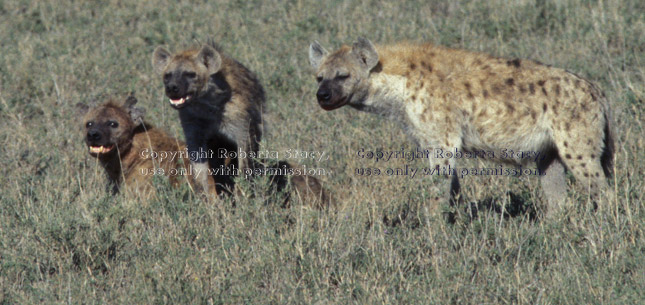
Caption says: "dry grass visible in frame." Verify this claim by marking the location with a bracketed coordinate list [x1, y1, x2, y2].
[0, 0, 643, 303]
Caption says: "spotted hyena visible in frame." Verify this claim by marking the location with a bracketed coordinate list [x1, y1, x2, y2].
[152, 42, 265, 196]
[80, 95, 217, 198]
[309, 38, 614, 217]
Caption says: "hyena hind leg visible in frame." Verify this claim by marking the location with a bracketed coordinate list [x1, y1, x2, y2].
[537, 152, 568, 218]
[557, 145, 614, 213]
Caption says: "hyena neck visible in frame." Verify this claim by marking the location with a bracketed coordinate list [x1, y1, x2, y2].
[350, 73, 409, 122]
[195, 74, 232, 108]
[100, 142, 136, 187]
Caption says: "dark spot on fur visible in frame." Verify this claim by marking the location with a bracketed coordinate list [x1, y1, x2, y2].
[507, 59, 521, 67]
[483, 89, 489, 98]
[577, 155, 583, 160]
[575, 79, 581, 87]
[564, 141, 568, 147]
[538, 80, 546, 86]
[467, 92, 474, 99]
[519, 85, 527, 93]
[565, 123, 570, 131]
[409, 63, 416, 70]
[506, 102, 515, 113]
[529, 83, 535, 95]
[429, 52, 436, 57]
[506, 78, 514, 86]
[492, 85, 503, 95]
[474, 59, 482, 65]
[583, 173, 589, 177]
[464, 82, 471, 89]
[483, 65, 491, 70]
[411, 95, 416, 101]
[565, 154, 572, 159]
[581, 102, 588, 112]
[591, 154, 595, 158]
[530, 110, 536, 120]
[543, 103, 548, 112]
[595, 172, 599, 177]
[554, 84, 561, 96]
[581, 163, 586, 168]
[542, 87, 548, 96]
[421, 61, 433, 72]
[552, 77, 561, 81]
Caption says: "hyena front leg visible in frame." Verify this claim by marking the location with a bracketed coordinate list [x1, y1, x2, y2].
[426, 143, 462, 219]
[183, 128, 216, 198]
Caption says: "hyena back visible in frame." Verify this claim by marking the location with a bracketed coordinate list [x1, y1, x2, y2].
[152, 42, 265, 196]
[309, 38, 614, 217]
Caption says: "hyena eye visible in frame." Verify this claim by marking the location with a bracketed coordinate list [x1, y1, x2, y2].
[316, 76, 323, 83]
[108, 121, 119, 128]
[185, 72, 197, 78]
[163, 73, 171, 81]
[336, 74, 350, 80]
[86, 122, 93, 128]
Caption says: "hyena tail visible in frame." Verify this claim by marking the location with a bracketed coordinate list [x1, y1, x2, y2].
[600, 108, 615, 179]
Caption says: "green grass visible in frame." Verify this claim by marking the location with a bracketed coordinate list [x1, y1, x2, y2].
[1, 0, 644, 303]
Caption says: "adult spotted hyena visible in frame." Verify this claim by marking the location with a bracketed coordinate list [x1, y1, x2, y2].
[309, 38, 614, 217]
[80, 95, 220, 198]
[152, 42, 265, 196]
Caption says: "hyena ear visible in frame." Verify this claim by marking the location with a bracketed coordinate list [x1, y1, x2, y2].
[309, 41, 329, 69]
[197, 45, 222, 75]
[123, 95, 146, 126]
[152, 46, 171, 75]
[352, 37, 379, 70]
[75, 103, 90, 116]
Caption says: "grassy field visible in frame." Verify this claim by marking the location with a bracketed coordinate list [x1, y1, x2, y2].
[1, 0, 643, 303]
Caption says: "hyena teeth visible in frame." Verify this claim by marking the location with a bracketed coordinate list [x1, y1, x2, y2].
[169, 98, 186, 105]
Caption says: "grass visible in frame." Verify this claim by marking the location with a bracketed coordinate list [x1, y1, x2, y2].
[1, 0, 643, 303]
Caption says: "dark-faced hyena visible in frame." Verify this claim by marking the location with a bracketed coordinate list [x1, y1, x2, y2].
[80, 95, 220, 198]
[309, 38, 614, 217]
[152, 42, 265, 196]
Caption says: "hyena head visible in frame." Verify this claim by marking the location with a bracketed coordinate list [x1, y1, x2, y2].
[308, 37, 379, 110]
[151, 44, 222, 109]
[81, 95, 145, 160]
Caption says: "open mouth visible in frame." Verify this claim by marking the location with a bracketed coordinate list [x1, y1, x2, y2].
[169, 95, 192, 107]
[89, 145, 114, 154]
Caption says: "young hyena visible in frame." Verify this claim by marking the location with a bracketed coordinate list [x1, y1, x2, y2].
[309, 38, 614, 217]
[152, 42, 265, 196]
[80, 95, 223, 198]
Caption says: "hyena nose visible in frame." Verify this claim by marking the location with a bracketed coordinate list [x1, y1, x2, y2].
[87, 130, 101, 141]
[316, 89, 331, 102]
[168, 84, 179, 94]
